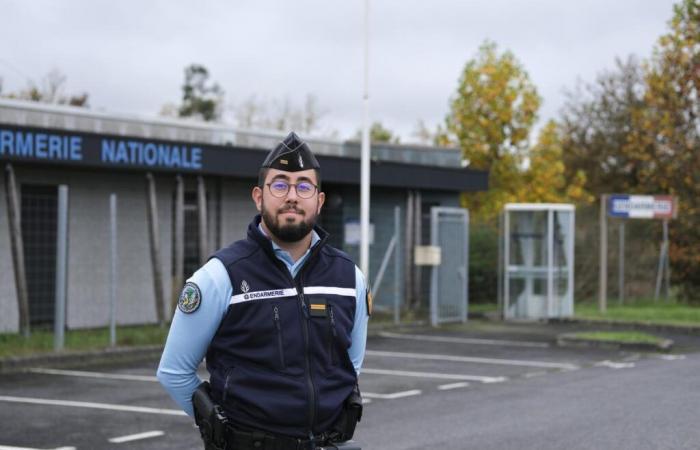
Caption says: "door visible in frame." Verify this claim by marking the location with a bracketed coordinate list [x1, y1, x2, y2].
[430, 207, 469, 326]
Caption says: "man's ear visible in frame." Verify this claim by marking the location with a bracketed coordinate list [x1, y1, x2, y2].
[252, 186, 263, 212]
[317, 191, 325, 214]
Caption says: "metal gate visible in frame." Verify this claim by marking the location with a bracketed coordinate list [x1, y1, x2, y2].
[430, 207, 469, 326]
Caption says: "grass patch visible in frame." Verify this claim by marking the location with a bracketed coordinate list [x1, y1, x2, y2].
[570, 330, 663, 345]
[470, 303, 498, 314]
[0, 324, 169, 358]
[575, 300, 700, 326]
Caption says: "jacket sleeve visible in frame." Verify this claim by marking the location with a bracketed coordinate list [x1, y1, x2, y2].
[347, 265, 369, 375]
[156, 258, 232, 416]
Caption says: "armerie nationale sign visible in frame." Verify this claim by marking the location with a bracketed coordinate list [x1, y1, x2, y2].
[607, 194, 677, 219]
[0, 124, 203, 170]
[0, 122, 490, 191]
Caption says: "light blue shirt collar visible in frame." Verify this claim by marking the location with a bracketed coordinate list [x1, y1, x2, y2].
[258, 223, 320, 277]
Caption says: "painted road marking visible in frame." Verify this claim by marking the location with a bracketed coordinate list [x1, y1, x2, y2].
[108, 431, 165, 444]
[0, 446, 75, 450]
[437, 382, 470, 390]
[28, 368, 158, 382]
[657, 354, 686, 361]
[0, 396, 187, 416]
[363, 390, 422, 400]
[594, 360, 635, 369]
[522, 371, 547, 378]
[30, 365, 507, 384]
[365, 350, 579, 370]
[379, 331, 550, 348]
[362, 368, 506, 383]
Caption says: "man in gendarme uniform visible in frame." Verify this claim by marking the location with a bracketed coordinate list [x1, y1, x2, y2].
[158, 132, 370, 450]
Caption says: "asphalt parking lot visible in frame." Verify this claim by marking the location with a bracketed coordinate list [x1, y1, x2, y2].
[1, 321, 699, 450]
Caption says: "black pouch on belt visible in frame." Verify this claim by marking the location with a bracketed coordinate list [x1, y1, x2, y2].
[330, 383, 363, 442]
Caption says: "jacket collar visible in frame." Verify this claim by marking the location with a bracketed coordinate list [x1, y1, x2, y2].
[247, 214, 329, 257]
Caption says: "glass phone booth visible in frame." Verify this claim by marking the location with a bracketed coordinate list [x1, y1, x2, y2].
[501, 204, 575, 320]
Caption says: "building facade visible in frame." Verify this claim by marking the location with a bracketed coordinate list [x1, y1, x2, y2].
[0, 99, 488, 333]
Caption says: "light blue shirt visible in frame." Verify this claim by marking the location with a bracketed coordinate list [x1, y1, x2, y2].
[157, 228, 369, 416]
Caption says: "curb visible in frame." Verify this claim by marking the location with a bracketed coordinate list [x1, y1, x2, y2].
[548, 317, 700, 335]
[0, 321, 415, 374]
[556, 333, 674, 352]
[0, 345, 163, 375]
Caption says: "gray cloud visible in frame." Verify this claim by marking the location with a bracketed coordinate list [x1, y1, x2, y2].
[1, 0, 676, 141]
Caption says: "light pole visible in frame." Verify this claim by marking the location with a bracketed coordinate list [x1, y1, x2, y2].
[360, 0, 371, 279]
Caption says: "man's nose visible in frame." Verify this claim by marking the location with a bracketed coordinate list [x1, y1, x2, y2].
[285, 185, 300, 200]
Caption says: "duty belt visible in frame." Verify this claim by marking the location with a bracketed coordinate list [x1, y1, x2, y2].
[225, 426, 333, 450]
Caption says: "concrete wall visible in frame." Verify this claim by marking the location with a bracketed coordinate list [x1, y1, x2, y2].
[0, 166, 174, 331]
[220, 179, 258, 247]
[0, 172, 19, 332]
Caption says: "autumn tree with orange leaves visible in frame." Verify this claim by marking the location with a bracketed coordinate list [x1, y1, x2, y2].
[628, 0, 700, 299]
[445, 41, 591, 220]
[561, 0, 700, 299]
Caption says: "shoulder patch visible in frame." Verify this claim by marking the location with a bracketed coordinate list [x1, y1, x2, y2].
[178, 282, 202, 314]
[365, 285, 373, 316]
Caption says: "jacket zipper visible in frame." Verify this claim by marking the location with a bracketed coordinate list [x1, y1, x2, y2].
[328, 305, 338, 365]
[262, 229, 328, 437]
[297, 287, 316, 436]
[273, 305, 286, 370]
[296, 236, 327, 437]
[268, 257, 316, 436]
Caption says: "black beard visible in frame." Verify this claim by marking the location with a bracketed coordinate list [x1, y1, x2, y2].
[261, 201, 317, 243]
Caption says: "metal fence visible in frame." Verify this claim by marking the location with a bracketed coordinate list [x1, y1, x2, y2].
[4, 174, 476, 337]
[575, 204, 671, 303]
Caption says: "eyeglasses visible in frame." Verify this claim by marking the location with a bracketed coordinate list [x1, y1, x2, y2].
[266, 180, 318, 199]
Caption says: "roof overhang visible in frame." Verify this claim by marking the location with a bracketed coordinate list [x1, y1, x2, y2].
[0, 123, 488, 192]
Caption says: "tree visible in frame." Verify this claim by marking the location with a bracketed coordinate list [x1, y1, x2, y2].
[520, 121, 593, 204]
[178, 64, 223, 121]
[232, 94, 332, 136]
[1, 69, 89, 107]
[559, 56, 647, 197]
[626, 0, 700, 299]
[411, 120, 451, 146]
[558, 0, 700, 299]
[444, 41, 541, 218]
[355, 121, 400, 144]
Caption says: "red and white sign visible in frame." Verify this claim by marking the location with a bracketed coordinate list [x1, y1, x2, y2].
[608, 195, 677, 219]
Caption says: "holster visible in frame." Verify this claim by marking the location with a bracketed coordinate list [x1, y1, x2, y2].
[192, 381, 229, 450]
[329, 383, 363, 443]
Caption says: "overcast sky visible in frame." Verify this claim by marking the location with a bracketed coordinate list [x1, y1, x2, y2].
[1, 0, 678, 143]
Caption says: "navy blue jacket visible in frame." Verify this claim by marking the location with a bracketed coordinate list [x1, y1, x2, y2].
[206, 216, 358, 438]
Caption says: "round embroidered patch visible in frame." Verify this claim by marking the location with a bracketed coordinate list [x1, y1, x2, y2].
[178, 282, 202, 314]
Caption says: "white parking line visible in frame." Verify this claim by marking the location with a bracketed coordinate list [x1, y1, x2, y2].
[108, 431, 165, 444]
[437, 382, 470, 390]
[362, 368, 506, 383]
[366, 350, 579, 370]
[657, 354, 686, 361]
[594, 360, 635, 369]
[28, 368, 158, 382]
[379, 332, 550, 348]
[363, 390, 422, 399]
[0, 446, 75, 450]
[522, 371, 547, 378]
[0, 396, 187, 416]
